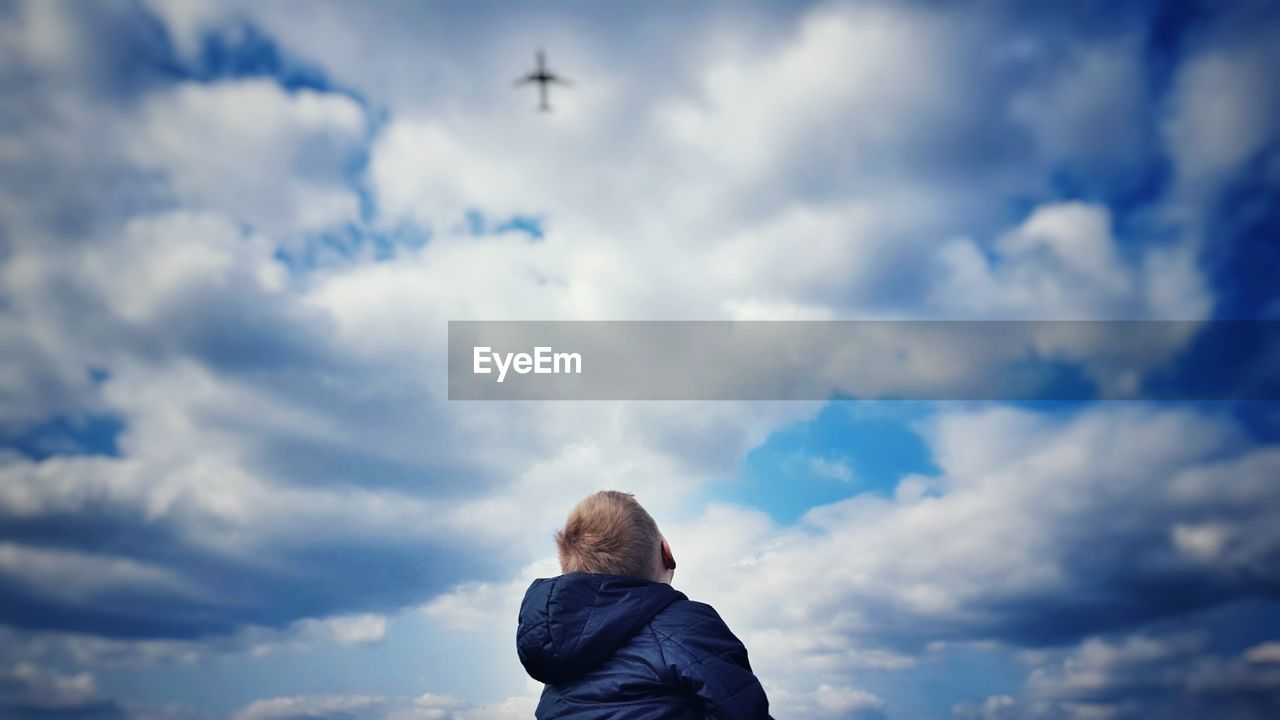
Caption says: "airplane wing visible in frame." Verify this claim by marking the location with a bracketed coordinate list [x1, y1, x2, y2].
[546, 72, 572, 86]
[514, 73, 539, 86]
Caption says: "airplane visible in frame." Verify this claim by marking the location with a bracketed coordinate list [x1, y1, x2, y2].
[515, 49, 571, 112]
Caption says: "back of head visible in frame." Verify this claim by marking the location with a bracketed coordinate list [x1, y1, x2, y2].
[556, 490, 662, 580]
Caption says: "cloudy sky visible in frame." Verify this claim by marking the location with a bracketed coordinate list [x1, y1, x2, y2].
[2, 0, 1279, 718]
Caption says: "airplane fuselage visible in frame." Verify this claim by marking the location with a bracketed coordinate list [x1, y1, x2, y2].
[517, 51, 568, 112]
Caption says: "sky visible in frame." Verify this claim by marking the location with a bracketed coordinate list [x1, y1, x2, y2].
[1, 0, 1279, 718]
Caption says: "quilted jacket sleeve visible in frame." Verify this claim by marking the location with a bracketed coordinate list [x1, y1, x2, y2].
[653, 601, 771, 720]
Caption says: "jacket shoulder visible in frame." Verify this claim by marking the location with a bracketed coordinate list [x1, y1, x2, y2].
[650, 598, 726, 633]
[649, 599, 745, 662]
[647, 599, 770, 718]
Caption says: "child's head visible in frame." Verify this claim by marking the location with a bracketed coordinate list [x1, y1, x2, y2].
[555, 491, 677, 583]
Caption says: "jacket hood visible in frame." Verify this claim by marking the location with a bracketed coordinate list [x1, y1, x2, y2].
[517, 573, 685, 685]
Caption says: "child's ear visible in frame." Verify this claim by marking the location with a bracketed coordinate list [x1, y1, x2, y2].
[661, 540, 677, 571]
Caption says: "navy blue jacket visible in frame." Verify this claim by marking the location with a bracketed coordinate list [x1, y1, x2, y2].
[517, 573, 771, 719]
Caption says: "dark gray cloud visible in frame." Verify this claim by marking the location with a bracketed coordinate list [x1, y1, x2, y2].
[956, 605, 1280, 719]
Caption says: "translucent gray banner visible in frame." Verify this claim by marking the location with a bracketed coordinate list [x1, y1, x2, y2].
[447, 321, 1280, 401]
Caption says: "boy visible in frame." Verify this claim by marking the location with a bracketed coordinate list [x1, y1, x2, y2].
[517, 491, 772, 719]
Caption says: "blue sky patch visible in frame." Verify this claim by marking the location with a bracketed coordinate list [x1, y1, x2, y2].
[1, 414, 124, 461]
[724, 402, 939, 524]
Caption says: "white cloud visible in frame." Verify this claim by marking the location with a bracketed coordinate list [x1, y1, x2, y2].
[814, 683, 885, 717]
[368, 120, 538, 233]
[125, 79, 366, 234]
[234, 693, 389, 720]
[1246, 643, 1280, 665]
[421, 558, 558, 632]
[78, 211, 268, 324]
[0, 2, 81, 73]
[808, 456, 853, 483]
[655, 3, 967, 182]
[297, 613, 388, 646]
[1165, 29, 1280, 199]
[232, 686, 545, 720]
[0, 662, 115, 715]
[933, 201, 1210, 319]
[952, 694, 1018, 720]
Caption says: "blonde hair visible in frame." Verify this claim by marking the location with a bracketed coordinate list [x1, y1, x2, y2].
[555, 491, 663, 579]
